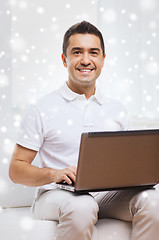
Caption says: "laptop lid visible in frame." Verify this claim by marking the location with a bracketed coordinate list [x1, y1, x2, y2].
[74, 129, 159, 192]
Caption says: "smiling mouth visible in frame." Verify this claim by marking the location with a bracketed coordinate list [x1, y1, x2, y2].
[77, 68, 94, 73]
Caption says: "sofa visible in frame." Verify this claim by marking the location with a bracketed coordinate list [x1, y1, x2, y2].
[1, 117, 159, 240]
[0, 187, 131, 240]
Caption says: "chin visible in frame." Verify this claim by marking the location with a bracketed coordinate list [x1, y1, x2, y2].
[78, 79, 96, 85]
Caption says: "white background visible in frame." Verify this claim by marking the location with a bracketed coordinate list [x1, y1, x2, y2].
[0, 0, 159, 196]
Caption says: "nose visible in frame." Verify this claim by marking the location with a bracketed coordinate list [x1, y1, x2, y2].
[80, 52, 91, 66]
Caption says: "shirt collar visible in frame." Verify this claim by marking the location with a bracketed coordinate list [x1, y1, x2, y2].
[59, 82, 103, 105]
[93, 85, 104, 105]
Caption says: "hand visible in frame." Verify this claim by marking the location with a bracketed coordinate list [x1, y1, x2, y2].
[53, 166, 77, 185]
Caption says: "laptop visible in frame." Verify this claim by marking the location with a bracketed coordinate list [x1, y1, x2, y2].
[55, 129, 159, 193]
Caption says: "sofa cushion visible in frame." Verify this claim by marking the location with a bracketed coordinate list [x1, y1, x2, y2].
[95, 218, 131, 239]
[0, 207, 131, 240]
[0, 207, 57, 240]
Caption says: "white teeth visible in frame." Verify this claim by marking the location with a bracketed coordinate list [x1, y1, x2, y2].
[79, 69, 91, 72]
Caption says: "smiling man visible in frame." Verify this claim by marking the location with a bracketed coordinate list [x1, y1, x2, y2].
[9, 21, 159, 240]
[62, 33, 105, 99]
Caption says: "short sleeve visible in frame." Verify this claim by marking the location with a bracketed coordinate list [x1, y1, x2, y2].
[16, 105, 44, 151]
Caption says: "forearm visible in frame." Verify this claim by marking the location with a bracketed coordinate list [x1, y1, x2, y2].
[9, 160, 56, 187]
[9, 144, 77, 187]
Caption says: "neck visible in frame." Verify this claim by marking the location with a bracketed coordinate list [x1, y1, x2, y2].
[67, 81, 95, 99]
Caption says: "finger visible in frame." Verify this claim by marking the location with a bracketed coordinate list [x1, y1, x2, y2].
[64, 168, 76, 184]
[63, 174, 73, 185]
[67, 171, 76, 183]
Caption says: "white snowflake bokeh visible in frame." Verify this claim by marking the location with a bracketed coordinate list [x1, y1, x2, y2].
[20, 217, 34, 230]
[99, 0, 159, 119]
[0, 0, 159, 216]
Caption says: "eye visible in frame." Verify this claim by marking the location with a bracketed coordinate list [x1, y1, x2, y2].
[90, 51, 98, 56]
[73, 51, 81, 55]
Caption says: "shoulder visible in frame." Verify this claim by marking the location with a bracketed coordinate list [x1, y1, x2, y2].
[97, 87, 127, 112]
[96, 88, 128, 130]
[31, 87, 62, 113]
[102, 96, 128, 119]
[22, 89, 61, 123]
[37, 88, 60, 106]
[105, 97, 126, 111]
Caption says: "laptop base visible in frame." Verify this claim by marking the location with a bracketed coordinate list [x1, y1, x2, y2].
[55, 183, 155, 193]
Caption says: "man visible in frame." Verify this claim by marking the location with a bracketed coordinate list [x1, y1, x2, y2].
[9, 21, 159, 240]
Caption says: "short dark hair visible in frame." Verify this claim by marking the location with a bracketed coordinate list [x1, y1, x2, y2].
[62, 21, 105, 57]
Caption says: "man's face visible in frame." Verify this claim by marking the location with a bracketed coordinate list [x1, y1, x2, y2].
[62, 33, 105, 92]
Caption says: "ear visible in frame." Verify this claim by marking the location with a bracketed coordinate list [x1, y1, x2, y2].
[61, 53, 67, 68]
[102, 54, 106, 68]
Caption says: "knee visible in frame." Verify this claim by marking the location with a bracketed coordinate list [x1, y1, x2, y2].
[131, 188, 159, 222]
[60, 194, 99, 232]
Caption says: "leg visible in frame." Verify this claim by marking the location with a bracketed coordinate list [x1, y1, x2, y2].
[32, 189, 99, 240]
[130, 187, 159, 240]
[94, 187, 159, 240]
[94, 189, 138, 221]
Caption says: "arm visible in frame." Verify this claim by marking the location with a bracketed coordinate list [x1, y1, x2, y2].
[9, 144, 77, 187]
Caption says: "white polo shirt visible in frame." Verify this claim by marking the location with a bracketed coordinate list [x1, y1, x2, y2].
[17, 82, 128, 189]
